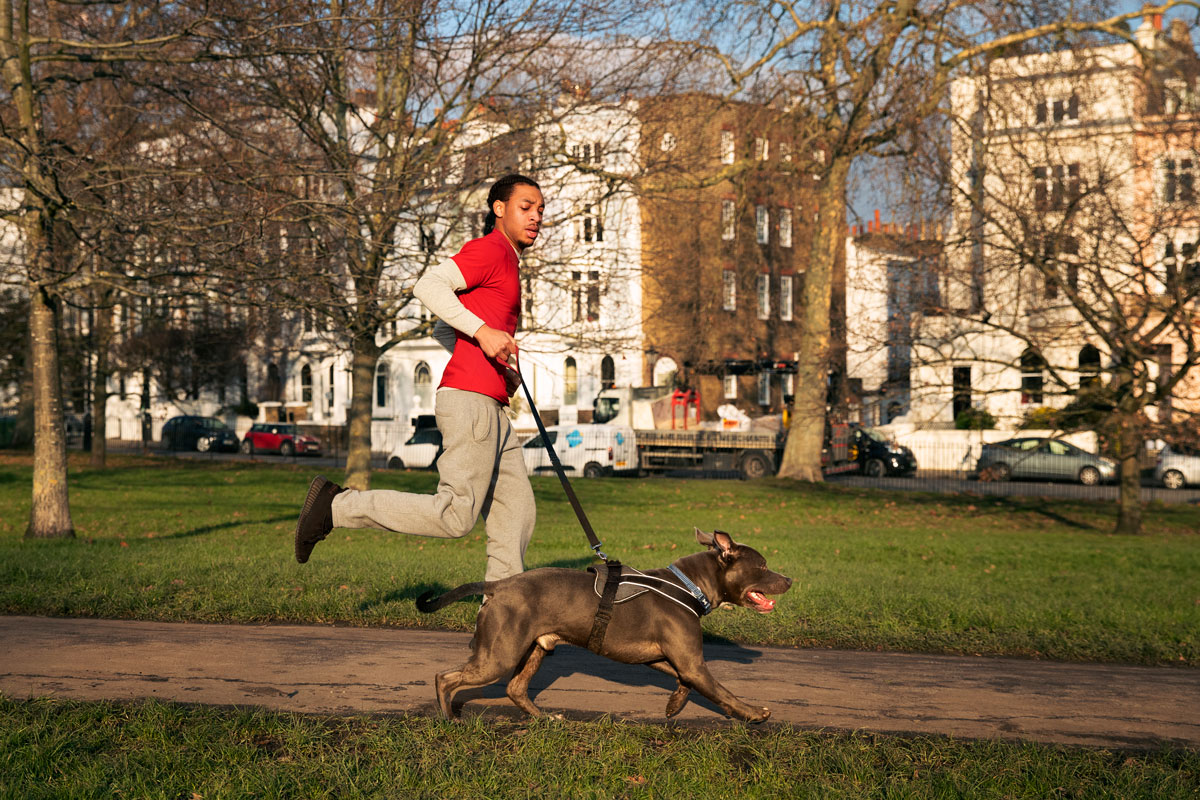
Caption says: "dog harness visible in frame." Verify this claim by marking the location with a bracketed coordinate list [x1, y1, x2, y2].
[588, 564, 713, 618]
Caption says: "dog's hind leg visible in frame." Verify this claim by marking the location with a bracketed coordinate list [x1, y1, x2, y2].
[435, 656, 514, 721]
[505, 643, 549, 717]
[646, 660, 690, 718]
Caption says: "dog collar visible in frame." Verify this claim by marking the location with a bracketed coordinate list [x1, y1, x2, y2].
[667, 564, 713, 615]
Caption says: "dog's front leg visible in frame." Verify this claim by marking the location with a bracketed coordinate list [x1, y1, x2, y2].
[670, 655, 769, 723]
[646, 660, 691, 718]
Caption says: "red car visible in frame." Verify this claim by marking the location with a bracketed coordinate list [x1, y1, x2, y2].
[241, 423, 322, 456]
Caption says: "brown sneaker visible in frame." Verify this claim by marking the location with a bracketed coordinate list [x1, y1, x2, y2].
[294, 475, 344, 563]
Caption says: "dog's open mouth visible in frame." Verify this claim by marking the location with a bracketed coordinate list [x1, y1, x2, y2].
[745, 590, 776, 613]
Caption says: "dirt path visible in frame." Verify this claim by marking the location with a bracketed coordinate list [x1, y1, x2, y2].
[2, 615, 1196, 749]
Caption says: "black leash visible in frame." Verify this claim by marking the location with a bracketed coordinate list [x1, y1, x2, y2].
[513, 354, 622, 652]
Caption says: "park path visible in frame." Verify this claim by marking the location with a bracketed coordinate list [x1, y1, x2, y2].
[2, 615, 1197, 749]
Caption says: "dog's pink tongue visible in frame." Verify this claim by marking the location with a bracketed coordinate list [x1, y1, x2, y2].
[749, 591, 775, 611]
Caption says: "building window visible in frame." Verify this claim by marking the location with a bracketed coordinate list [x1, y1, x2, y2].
[571, 142, 601, 163]
[660, 132, 677, 152]
[780, 275, 793, 321]
[300, 364, 313, 404]
[414, 361, 433, 409]
[779, 207, 793, 248]
[1164, 79, 1200, 115]
[327, 363, 335, 412]
[723, 374, 737, 399]
[757, 372, 770, 405]
[755, 205, 769, 244]
[600, 355, 615, 390]
[375, 362, 389, 408]
[952, 366, 972, 420]
[719, 129, 735, 164]
[779, 141, 793, 162]
[721, 199, 736, 240]
[722, 268, 737, 311]
[754, 137, 769, 161]
[1020, 349, 1045, 405]
[523, 275, 535, 323]
[1079, 345, 1101, 389]
[564, 357, 578, 405]
[1040, 233, 1079, 299]
[573, 205, 603, 243]
[756, 274, 770, 319]
[1035, 93, 1079, 125]
[572, 271, 601, 322]
[1163, 157, 1196, 204]
[782, 372, 794, 399]
[1034, 164, 1081, 212]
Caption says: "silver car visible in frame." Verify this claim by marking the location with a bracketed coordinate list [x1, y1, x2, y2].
[976, 437, 1116, 485]
[1154, 444, 1200, 490]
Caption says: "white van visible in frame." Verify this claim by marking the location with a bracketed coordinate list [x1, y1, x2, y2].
[521, 424, 638, 478]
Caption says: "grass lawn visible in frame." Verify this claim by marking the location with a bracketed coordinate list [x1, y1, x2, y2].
[3, 697, 1198, 800]
[1, 453, 1198, 666]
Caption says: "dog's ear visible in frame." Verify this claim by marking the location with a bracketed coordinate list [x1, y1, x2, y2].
[697, 528, 735, 556]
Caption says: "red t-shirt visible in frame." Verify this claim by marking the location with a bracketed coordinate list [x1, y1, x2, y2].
[439, 229, 520, 404]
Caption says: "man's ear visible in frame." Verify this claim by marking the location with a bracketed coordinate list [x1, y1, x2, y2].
[492, 198, 505, 220]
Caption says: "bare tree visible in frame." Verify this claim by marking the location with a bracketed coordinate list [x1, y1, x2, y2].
[0, 0, 234, 535]
[683, 0, 1195, 481]
[913, 17, 1200, 533]
[172, 0, 673, 489]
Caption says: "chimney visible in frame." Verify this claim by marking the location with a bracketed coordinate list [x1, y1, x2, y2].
[1137, 5, 1159, 48]
[1170, 18, 1192, 48]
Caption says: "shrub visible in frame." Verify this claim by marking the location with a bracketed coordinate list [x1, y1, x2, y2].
[955, 407, 996, 430]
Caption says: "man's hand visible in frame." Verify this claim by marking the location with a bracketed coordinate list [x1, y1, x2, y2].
[475, 324, 517, 365]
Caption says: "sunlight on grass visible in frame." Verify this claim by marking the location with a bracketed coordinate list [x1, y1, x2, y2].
[1, 454, 1198, 665]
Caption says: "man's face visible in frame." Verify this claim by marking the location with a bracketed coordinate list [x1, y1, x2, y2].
[495, 184, 544, 250]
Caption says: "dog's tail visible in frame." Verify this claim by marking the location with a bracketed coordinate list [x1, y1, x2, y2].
[416, 582, 488, 613]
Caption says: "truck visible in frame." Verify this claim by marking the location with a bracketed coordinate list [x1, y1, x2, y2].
[590, 387, 784, 479]
[586, 386, 917, 479]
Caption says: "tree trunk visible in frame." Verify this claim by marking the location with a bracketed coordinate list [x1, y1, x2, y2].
[1114, 412, 1143, 535]
[777, 157, 848, 480]
[26, 285, 75, 539]
[90, 300, 112, 468]
[11, 318, 35, 448]
[344, 337, 379, 490]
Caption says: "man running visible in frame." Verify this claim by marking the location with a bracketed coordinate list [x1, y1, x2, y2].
[293, 174, 544, 583]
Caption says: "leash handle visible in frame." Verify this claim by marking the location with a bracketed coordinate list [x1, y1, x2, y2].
[512, 354, 607, 561]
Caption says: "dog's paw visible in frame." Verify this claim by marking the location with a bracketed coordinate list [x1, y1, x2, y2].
[747, 707, 771, 724]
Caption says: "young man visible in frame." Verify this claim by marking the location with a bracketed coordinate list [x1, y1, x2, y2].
[294, 174, 544, 583]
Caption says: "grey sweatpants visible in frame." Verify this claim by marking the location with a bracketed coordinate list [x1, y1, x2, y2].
[330, 388, 535, 582]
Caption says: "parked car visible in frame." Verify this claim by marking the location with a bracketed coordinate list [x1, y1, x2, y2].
[976, 437, 1115, 485]
[1154, 443, 1200, 489]
[521, 424, 638, 478]
[387, 427, 443, 470]
[162, 415, 241, 452]
[241, 423, 321, 456]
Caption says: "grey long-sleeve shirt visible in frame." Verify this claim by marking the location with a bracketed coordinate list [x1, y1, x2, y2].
[413, 257, 486, 354]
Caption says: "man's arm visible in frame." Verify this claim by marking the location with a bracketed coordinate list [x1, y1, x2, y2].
[414, 257, 517, 364]
[414, 258, 485, 338]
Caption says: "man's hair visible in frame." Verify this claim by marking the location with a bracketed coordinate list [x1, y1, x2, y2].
[483, 174, 540, 235]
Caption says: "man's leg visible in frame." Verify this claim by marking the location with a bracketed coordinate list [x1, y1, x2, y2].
[479, 410, 536, 582]
[295, 390, 502, 563]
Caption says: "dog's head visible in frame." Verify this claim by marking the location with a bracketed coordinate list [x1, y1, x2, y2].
[695, 528, 792, 613]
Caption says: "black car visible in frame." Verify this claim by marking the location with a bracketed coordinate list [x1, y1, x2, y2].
[852, 425, 918, 477]
[161, 415, 241, 453]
